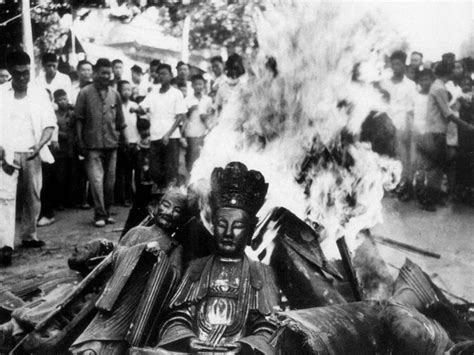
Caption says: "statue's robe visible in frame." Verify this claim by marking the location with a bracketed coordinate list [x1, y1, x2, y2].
[70, 224, 183, 355]
[157, 255, 280, 354]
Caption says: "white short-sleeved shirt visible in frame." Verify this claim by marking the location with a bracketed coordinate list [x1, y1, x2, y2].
[141, 86, 187, 140]
[36, 71, 73, 101]
[381, 77, 417, 131]
[184, 94, 213, 138]
[413, 92, 428, 135]
[123, 100, 140, 144]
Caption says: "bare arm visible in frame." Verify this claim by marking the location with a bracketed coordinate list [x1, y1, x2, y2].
[162, 114, 185, 145]
[28, 127, 55, 160]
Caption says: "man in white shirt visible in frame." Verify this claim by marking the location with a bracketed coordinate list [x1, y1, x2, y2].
[0, 51, 57, 265]
[136, 64, 187, 191]
[209, 55, 226, 99]
[184, 74, 213, 173]
[36, 52, 72, 102]
[381, 50, 417, 201]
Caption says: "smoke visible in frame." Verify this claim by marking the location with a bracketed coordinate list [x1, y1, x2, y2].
[191, 2, 403, 259]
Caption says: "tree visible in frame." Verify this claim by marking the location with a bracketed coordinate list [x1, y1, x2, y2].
[157, 0, 265, 52]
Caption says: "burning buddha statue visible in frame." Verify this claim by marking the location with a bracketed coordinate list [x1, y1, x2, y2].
[155, 162, 280, 354]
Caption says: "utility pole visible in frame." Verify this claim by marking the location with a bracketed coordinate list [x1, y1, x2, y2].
[21, 0, 35, 74]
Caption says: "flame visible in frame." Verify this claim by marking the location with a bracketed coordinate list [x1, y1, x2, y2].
[190, 2, 403, 259]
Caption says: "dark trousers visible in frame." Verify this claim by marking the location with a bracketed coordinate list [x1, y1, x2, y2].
[71, 157, 89, 206]
[40, 157, 73, 218]
[115, 144, 139, 204]
[85, 149, 117, 220]
[417, 133, 447, 196]
[185, 137, 204, 173]
[150, 139, 180, 189]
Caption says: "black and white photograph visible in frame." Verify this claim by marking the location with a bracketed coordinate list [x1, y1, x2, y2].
[0, 0, 473, 353]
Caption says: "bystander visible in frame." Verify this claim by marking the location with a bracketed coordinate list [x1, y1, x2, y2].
[75, 58, 127, 227]
[0, 51, 57, 266]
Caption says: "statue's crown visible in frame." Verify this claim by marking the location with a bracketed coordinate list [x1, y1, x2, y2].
[211, 162, 268, 216]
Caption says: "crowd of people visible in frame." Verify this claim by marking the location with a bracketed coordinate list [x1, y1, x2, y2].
[377, 50, 474, 212]
[0, 50, 247, 266]
[0, 46, 473, 267]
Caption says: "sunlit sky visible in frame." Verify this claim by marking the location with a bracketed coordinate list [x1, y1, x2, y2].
[375, 1, 473, 60]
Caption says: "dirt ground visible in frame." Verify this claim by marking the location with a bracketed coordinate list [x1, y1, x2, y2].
[1, 197, 473, 304]
[0, 206, 129, 289]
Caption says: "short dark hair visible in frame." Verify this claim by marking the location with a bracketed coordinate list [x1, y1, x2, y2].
[176, 61, 188, 69]
[77, 60, 93, 71]
[117, 80, 130, 93]
[390, 50, 407, 64]
[150, 59, 161, 67]
[42, 52, 57, 64]
[157, 63, 172, 75]
[442, 52, 455, 60]
[112, 59, 123, 66]
[411, 51, 423, 59]
[53, 89, 67, 101]
[225, 53, 245, 76]
[94, 58, 112, 71]
[191, 74, 205, 83]
[210, 55, 223, 64]
[131, 64, 143, 74]
[6, 51, 30, 68]
[434, 61, 453, 77]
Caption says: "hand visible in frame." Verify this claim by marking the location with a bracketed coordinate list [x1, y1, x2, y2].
[146, 241, 162, 257]
[76, 139, 85, 157]
[51, 141, 60, 153]
[162, 134, 170, 146]
[129, 106, 137, 113]
[27, 144, 41, 160]
[179, 137, 188, 148]
[122, 135, 129, 146]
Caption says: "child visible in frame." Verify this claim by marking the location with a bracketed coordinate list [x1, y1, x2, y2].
[115, 80, 140, 206]
[183, 74, 213, 174]
[37, 89, 74, 226]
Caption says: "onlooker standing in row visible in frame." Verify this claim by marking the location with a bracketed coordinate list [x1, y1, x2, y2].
[420, 62, 474, 211]
[147, 59, 161, 93]
[446, 59, 466, 196]
[381, 50, 417, 201]
[71, 60, 94, 209]
[407, 51, 423, 82]
[38, 89, 75, 226]
[176, 61, 193, 97]
[115, 80, 139, 206]
[112, 59, 124, 89]
[412, 69, 433, 207]
[71, 60, 93, 105]
[37, 52, 72, 102]
[184, 74, 212, 173]
[137, 64, 187, 191]
[0, 63, 10, 85]
[130, 64, 147, 103]
[215, 53, 247, 115]
[75, 58, 127, 227]
[0, 51, 57, 265]
[210, 55, 225, 99]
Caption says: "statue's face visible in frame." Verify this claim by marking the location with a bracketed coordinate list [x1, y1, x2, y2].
[154, 193, 186, 231]
[213, 208, 253, 258]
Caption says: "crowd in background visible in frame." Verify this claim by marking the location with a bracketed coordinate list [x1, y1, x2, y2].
[0, 49, 247, 266]
[1, 45, 473, 267]
[375, 50, 474, 212]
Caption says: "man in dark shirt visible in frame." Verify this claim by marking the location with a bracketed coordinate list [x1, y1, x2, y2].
[75, 58, 127, 227]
